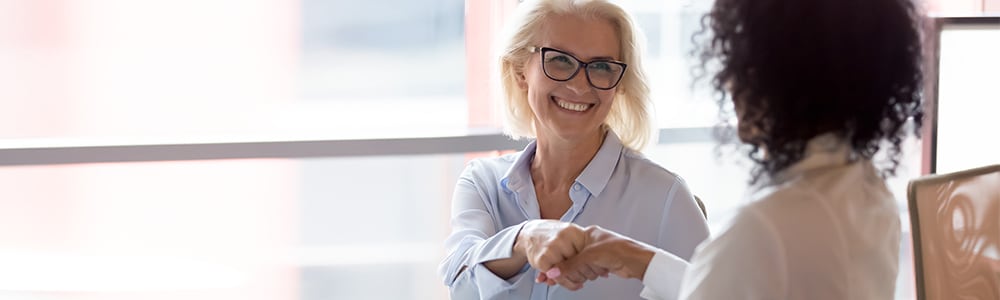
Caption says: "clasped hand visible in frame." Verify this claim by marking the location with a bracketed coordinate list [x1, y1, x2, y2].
[515, 220, 653, 291]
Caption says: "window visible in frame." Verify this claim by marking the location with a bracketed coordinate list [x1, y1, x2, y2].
[0, 1, 958, 299]
[932, 20, 1000, 174]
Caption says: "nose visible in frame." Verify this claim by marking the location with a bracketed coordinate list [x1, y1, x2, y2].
[565, 70, 591, 94]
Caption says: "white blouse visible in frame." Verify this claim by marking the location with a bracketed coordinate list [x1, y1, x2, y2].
[640, 134, 901, 300]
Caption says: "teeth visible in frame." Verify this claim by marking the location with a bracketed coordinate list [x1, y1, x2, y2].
[556, 99, 590, 112]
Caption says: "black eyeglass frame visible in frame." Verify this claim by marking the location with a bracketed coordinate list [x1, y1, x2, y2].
[529, 46, 628, 90]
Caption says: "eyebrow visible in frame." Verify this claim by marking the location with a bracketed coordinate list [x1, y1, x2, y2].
[549, 46, 618, 61]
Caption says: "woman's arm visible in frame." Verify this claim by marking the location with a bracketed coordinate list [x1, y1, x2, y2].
[438, 161, 534, 299]
[438, 161, 592, 299]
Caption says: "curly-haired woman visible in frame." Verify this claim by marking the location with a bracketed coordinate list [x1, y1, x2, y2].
[534, 0, 926, 298]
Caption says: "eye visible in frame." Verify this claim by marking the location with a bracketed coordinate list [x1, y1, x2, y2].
[589, 62, 615, 72]
[546, 54, 574, 65]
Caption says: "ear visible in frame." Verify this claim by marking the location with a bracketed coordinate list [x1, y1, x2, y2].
[515, 68, 528, 90]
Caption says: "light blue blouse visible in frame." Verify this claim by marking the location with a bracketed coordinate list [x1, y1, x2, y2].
[439, 131, 710, 300]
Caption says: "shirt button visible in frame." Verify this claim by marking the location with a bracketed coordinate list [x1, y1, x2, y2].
[573, 184, 582, 191]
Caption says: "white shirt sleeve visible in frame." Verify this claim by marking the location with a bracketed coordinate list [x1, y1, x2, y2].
[681, 207, 787, 299]
[640, 249, 690, 300]
[640, 207, 788, 300]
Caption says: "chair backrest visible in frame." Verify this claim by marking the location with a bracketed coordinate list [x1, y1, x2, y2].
[693, 195, 707, 219]
[908, 164, 1000, 300]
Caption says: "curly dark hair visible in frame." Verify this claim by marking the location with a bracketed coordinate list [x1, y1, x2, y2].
[698, 0, 925, 183]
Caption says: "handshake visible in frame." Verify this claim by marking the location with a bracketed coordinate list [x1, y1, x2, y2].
[514, 220, 657, 291]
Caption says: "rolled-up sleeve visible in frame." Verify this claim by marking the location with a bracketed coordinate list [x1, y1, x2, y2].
[438, 161, 533, 299]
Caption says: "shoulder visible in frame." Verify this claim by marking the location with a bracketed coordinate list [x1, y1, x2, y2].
[739, 181, 830, 240]
[465, 152, 519, 170]
[618, 148, 690, 189]
[718, 203, 783, 245]
[738, 179, 843, 254]
[747, 181, 822, 211]
[460, 151, 523, 183]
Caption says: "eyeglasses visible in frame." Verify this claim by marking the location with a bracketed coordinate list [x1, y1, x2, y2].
[529, 46, 627, 90]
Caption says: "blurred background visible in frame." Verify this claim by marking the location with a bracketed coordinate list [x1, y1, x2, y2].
[0, 0, 997, 299]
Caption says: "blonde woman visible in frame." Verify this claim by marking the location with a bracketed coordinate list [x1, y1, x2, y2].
[438, 0, 709, 299]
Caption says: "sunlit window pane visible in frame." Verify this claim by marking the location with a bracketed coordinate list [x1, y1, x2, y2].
[934, 23, 1000, 173]
[0, 154, 461, 299]
[0, 0, 467, 140]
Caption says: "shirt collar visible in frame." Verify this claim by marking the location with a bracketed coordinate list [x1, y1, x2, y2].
[575, 131, 624, 198]
[500, 131, 625, 199]
[769, 132, 852, 184]
[500, 141, 536, 193]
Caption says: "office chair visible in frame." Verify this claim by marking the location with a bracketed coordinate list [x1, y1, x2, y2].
[908, 164, 1000, 300]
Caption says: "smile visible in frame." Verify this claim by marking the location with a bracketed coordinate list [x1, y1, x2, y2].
[553, 97, 594, 112]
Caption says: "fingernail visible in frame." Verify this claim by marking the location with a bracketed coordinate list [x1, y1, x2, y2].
[546, 268, 561, 278]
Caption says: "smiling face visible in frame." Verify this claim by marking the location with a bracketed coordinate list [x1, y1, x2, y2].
[516, 14, 621, 144]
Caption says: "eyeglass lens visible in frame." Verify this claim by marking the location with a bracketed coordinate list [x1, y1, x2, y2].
[541, 49, 624, 89]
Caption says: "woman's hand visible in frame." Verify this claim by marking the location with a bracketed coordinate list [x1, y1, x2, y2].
[483, 219, 592, 279]
[514, 220, 591, 274]
[536, 225, 655, 290]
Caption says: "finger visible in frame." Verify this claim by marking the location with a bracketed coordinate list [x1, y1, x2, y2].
[534, 249, 564, 271]
[558, 248, 618, 282]
[553, 225, 587, 253]
[533, 225, 587, 270]
[558, 261, 598, 282]
[558, 249, 596, 275]
[549, 237, 579, 259]
[554, 276, 584, 291]
[537, 241, 578, 270]
[579, 264, 600, 281]
[598, 267, 610, 278]
[571, 242, 619, 271]
[552, 267, 586, 289]
[563, 270, 584, 283]
[586, 263, 610, 278]
[612, 269, 632, 279]
[536, 272, 547, 283]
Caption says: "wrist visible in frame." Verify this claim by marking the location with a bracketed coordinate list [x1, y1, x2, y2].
[513, 236, 526, 259]
[512, 221, 532, 261]
[631, 245, 656, 281]
[617, 240, 655, 280]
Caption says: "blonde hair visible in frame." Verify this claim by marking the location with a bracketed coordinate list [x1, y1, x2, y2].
[497, 0, 653, 151]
